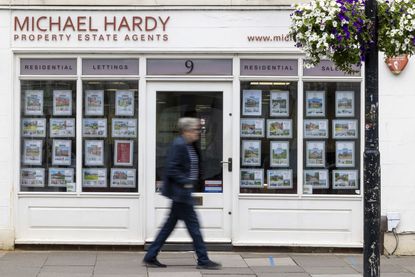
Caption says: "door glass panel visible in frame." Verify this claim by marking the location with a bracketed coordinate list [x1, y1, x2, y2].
[156, 91, 223, 193]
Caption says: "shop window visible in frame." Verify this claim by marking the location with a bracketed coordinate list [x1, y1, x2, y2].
[303, 82, 361, 195]
[82, 80, 138, 192]
[239, 81, 298, 194]
[20, 80, 77, 192]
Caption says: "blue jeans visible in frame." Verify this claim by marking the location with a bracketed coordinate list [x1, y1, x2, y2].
[144, 201, 210, 265]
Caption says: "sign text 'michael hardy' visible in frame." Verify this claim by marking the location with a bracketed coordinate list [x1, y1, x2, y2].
[13, 15, 171, 42]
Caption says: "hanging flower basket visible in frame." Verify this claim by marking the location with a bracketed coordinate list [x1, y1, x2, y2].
[378, 0, 415, 58]
[378, 0, 415, 74]
[290, 0, 415, 74]
[290, 0, 371, 74]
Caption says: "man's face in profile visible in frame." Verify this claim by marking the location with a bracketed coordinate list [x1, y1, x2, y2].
[183, 124, 201, 143]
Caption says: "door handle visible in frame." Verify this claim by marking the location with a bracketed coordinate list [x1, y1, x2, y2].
[220, 158, 232, 172]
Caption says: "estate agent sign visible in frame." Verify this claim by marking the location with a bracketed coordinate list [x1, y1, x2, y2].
[11, 10, 295, 51]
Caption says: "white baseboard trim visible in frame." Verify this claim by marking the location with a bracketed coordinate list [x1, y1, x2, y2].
[0, 228, 15, 250]
[384, 233, 415, 255]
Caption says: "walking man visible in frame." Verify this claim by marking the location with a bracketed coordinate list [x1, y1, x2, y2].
[143, 117, 222, 270]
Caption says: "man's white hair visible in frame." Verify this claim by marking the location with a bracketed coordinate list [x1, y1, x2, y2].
[177, 117, 200, 133]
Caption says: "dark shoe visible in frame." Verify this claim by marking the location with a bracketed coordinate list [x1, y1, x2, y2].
[196, 260, 222, 270]
[143, 257, 167, 268]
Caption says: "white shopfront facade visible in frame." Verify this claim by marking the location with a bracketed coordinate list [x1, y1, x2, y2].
[0, 6, 370, 249]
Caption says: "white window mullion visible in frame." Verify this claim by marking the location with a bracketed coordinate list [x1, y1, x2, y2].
[298, 58, 304, 197]
[76, 57, 83, 195]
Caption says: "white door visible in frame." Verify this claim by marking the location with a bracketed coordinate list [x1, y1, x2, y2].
[145, 82, 233, 242]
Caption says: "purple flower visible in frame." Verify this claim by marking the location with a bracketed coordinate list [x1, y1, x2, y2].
[338, 12, 350, 22]
[342, 25, 351, 39]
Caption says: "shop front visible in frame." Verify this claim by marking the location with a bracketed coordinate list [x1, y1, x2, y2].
[0, 7, 363, 248]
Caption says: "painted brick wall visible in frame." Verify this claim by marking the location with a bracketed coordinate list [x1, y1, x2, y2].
[380, 53, 415, 232]
[0, 10, 14, 250]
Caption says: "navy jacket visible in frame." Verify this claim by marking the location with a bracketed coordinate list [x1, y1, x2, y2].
[161, 136, 201, 205]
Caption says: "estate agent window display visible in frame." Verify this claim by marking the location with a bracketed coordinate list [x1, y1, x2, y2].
[20, 79, 140, 193]
[82, 80, 139, 192]
[303, 82, 361, 195]
[20, 80, 77, 192]
[239, 81, 298, 194]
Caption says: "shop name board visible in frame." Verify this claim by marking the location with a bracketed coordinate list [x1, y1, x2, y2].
[11, 10, 295, 50]
[83, 59, 139, 75]
[13, 15, 170, 42]
[20, 59, 77, 75]
[240, 60, 298, 76]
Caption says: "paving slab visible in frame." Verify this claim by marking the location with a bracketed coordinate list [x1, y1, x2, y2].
[158, 251, 196, 259]
[199, 267, 254, 275]
[388, 256, 415, 266]
[348, 263, 363, 273]
[160, 257, 197, 266]
[404, 266, 415, 273]
[381, 264, 411, 273]
[351, 263, 410, 274]
[37, 273, 93, 277]
[148, 266, 200, 272]
[275, 257, 297, 266]
[0, 263, 41, 277]
[311, 275, 362, 277]
[0, 264, 40, 277]
[257, 274, 311, 277]
[244, 256, 296, 266]
[244, 257, 274, 266]
[239, 252, 292, 259]
[97, 252, 143, 263]
[148, 272, 202, 277]
[380, 274, 415, 277]
[292, 255, 350, 267]
[40, 265, 94, 274]
[95, 261, 146, 269]
[45, 251, 97, 266]
[1, 251, 48, 266]
[301, 266, 359, 275]
[202, 274, 256, 277]
[250, 265, 305, 273]
[208, 254, 247, 267]
[94, 264, 146, 275]
[93, 275, 146, 277]
[342, 255, 363, 266]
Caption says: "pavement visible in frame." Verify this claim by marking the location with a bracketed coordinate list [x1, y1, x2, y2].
[0, 250, 414, 277]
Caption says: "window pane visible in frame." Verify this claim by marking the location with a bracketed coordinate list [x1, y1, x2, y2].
[82, 80, 138, 192]
[20, 80, 77, 192]
[303, 82, 361, 195]
[239, 81, 298, 194]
